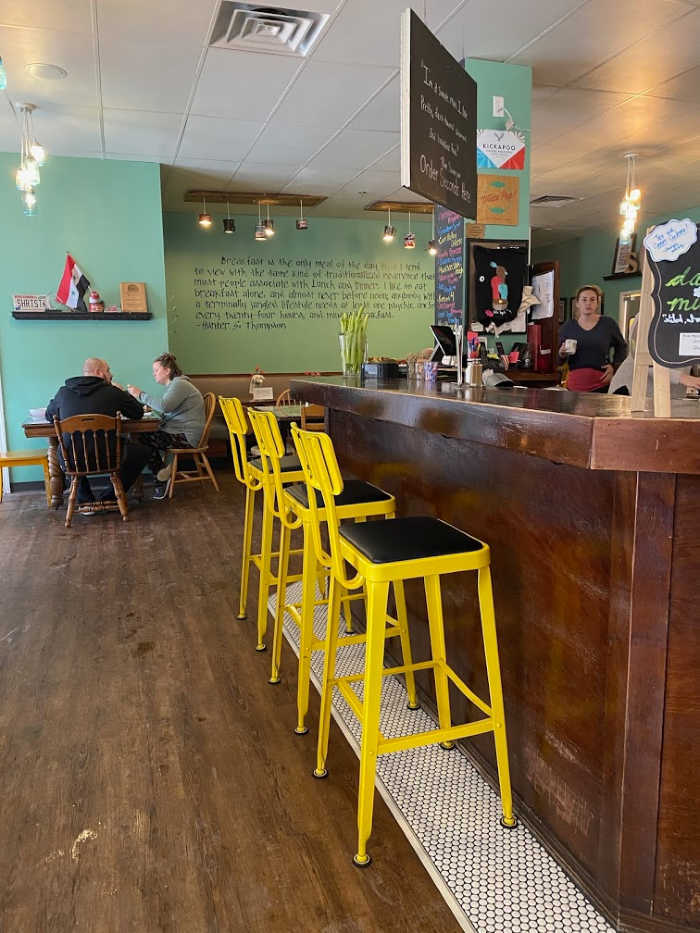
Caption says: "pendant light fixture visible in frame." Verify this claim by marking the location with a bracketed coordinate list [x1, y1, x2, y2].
[619, 152, 641, 244]
[383, 208, 395, 243]
[403, 210, 416, 249]
[15, 104, 45, 204]
[427, 208, 437, 255]
[255, 201, 266, 241]
[264, 202, 275, 237]
[296, 199, 308, 230]
[198, 196, 212, 228]
[223, 201, 235, 234]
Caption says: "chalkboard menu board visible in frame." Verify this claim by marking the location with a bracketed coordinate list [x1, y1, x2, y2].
[434, 204, 464, 325]
[645, 220, 700, 368]
[400, 8, 477, 218]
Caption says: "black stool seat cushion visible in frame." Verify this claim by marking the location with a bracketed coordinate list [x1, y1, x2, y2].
[340, 515, 484, 564]
[249, 454, 301, 473]
[286, 479, 392, 509]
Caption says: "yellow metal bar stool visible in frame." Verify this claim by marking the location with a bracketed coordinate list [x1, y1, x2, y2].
[218, 397, 304, 649]
[292, 425, 517, 867]
[249, 409, 419, 737]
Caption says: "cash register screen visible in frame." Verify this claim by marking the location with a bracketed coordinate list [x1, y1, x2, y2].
[430, 324, 457, 362]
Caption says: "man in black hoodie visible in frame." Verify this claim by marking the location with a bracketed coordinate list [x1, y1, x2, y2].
[46, 357, 150, 507]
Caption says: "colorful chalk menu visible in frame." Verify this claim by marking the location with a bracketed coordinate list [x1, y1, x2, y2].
[434, 204, 464, 324]
[644, 220, 700, 368]
[400, 8, 477, 217]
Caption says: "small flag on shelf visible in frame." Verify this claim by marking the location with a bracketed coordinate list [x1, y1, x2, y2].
[57, 254, 90, 312]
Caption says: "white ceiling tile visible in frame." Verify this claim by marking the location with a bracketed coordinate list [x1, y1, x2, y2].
[280, 169, 345, 195]
[313, 0, 462, 68]
[337, 168, 399, 199]
[100, 37, 202, 112]
[103, 152, 163, 162]
[0, 1, 91, 33]
[96, 0, 219, 43]
[178, 115, 263, 160]
[436, 0, 584, 64]
[271, 60, 395, 132]
[103, 109, 182, 158]
[190, 47, 302, 120]
[0, 25, 97, 109]
[387, 186, 432, 204]
[571, 8, 700, 94]
[245, 124, 333, 164]
[349, 77, 400, 132]
[371, 145, 400, 172]
[651, 65, 700, 101]
[531, 87, 630, 145]
[511, 0, 693, 86]
[304, 130, 399, 171]
[27, 109, 102, 155]
[231, 163, 299, 189]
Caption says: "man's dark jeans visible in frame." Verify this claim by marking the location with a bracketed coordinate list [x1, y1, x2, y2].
[59, 443, 150, 503]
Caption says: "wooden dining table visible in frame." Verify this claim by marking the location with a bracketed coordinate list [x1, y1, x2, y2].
[23, 415, 162, 508]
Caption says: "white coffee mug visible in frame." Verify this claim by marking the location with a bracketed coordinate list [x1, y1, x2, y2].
[564, 338, 577, 355]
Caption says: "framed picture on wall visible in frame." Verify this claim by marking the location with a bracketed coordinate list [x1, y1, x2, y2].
[467, 238, 530, 333]
[558, 298, 567, 323]
[611, 234, 637, 275]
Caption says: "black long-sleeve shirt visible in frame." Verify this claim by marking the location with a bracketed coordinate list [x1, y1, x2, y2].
[558, 316, 628, 370]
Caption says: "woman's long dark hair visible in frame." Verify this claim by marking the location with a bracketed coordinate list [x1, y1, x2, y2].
[155, 352, 182, 379]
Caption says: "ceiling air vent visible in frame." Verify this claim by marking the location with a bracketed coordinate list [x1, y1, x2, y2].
[530, 195, 578, 207]
[210, 2, 330, 57]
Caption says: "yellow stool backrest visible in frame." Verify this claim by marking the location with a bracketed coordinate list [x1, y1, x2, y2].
[290, 424, 362, 590]
[247, 408, 299, 529]
[218, 396, 259, 490]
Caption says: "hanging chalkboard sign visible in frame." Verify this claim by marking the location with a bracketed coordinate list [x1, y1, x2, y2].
[434, 204, 464, 324]
[644, 219, 700, 368]
[400, 8, 477, 218]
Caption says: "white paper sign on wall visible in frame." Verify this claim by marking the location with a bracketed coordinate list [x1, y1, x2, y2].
[643, 218, 697, 263]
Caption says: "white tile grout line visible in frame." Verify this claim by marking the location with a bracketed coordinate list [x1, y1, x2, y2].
[269, 582, 613, 933]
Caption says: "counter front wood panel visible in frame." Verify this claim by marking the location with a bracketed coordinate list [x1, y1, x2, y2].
[290, 377, 700, 933]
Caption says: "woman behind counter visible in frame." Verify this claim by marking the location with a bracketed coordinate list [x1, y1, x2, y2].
[559, 285, 627, 392]
[127, 352, 205, 492]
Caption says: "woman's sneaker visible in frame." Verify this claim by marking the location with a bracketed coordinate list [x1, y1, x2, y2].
[152, 483, 168, 500]
[156, 462, 172, 483]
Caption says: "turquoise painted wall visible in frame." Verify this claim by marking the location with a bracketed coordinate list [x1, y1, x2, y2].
[163, 211, 435, 373]
[533, 205, 700, 322]
[0, 153, 168, 481]
[467, 58, 531, 243]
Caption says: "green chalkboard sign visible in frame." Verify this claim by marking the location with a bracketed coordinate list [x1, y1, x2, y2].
[645, 220, 700, 368]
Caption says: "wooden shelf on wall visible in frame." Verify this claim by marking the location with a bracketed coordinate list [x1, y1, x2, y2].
[12, 312, 152, 321]
[602, 271, 642, 281]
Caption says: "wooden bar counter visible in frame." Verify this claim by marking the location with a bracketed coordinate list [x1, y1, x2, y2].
[291, 375, 700, 933]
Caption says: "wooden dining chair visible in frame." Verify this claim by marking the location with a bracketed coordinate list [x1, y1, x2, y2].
[275, 388, 294, 407]
[300, 404, 325, 431]
[53, 413, 127, 527]
[166, 392, 220, 499]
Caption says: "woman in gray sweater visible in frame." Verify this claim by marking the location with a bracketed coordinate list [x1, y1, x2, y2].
[128, 353, 205, 488]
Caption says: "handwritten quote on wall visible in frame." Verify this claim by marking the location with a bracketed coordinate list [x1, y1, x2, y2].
[190, 255, 433, 333]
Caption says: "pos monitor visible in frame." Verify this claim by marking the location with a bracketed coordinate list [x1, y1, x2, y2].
[430, 324, 458, 363]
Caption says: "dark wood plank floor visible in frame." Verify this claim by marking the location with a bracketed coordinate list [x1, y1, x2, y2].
[0, 475, 459, 932]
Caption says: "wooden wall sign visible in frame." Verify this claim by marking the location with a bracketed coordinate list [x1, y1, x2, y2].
[476, 174, 519, 226]
[120, 282, 148, 313]
[434, 204, 465, 325]
[400, 8, 477, 218]
[644, 219, 700, 368]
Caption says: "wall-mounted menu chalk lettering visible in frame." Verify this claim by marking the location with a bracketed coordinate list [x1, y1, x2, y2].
[644, 219, 700, 368]
[434, 204, 464, 325]
[400, 8, 477, 217]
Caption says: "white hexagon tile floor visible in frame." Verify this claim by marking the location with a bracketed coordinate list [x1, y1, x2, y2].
[269, 582, 614, 933]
